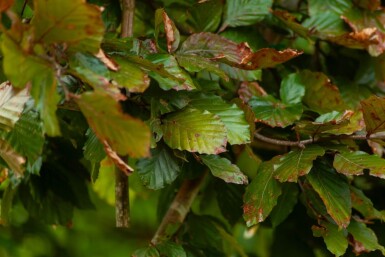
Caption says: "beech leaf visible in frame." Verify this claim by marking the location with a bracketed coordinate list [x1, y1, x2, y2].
[32, 0, 104, 52]
[161, 108, 227, 154]
[189, 93, 250, 145]
[333, 150, 385, 178]
[270, 183, 299, 227]
[361, 95, 385, 135]
[0, 82, 30, 131]
[179, 32, 302, 70]
[350, 186, 385, 221]
[243, 158, 282, 226]
[348, 220, 385, 255]
[249, 95, 303, 127]
[306, 160, 351, 228]
[201, 155, 248, 185]
[136, 146, 181, 190]
[312, 221, 348, 257]
[274, 145, 326, 182]
[0, 139, 25, 177]
[221, 0, 272, 29]
[76, 91, 151, 158]
[155, 9, 180, 53]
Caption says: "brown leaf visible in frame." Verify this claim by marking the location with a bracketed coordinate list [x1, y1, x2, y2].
[102, 140, 134, 176]
[0, 0, 14, 12]
[353, 0, 382, 11]
[163, 11, 177, 53]
[328, 28, 379, 49]
[238, 81, 266, 102]
[179, 32, 302, 70]
[95, 49, 119, 71]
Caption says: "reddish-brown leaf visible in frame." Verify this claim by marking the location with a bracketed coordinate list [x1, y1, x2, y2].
[0, 0, 14, 12]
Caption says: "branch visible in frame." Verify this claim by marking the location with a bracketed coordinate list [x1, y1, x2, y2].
[115, 0, 135, 229]
[151, 172, 207, 245]
[120, 0, 135, 38]
[254, 131, 385, 147]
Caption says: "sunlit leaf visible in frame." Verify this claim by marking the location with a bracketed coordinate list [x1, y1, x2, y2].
[249, 95, 303, 127]
[1, 35, 61, 136]
[274, 145, 325, 182]
[32, 0, 104, 52]
[243, 158, 282, 226]
[270, 183, 299, 227]
[201, 155, 248, 185]
[0, 81, 29, 131]
[333, 150, 385, 178]
[189, 93, 250, 145]
[161, 108, 227, 154]
[76, 91, 151, 158]
[93, 157, 114, 206]
[306, 160, 351, 228]
[312, 221, 348, 257]
[136, 145, 181, 190]
[0, 139, 25, 177]
[348, 220, 385, 255]
[361, 95, 385, 135]
[221, 0, 272, 29]
[109, 56, 150, 93]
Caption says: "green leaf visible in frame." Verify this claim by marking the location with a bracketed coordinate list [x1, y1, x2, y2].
[1, 110, 44, 165]
[146, 54, 196, 91]
[280, 73, 306, 105]
[76, 91, 151, 158]
[306, 160, 351, 228]
[295, 110, 357, 136]
[175, 54, 229, 81]
[83, 129, 106, 164]
[0, 139, 25, 176]
[109, 56, 150, 93]
[221, 0, 272, 29]
[361, 95, 385, 135]
[161, 108, 227, 154]
[189, 93, 250, 145]
[219, 63, 261, 81]
[132, 246, 160, 257]
[270, 183, 299, 227]
[243, 158, 282, 226]
[186, 0, 223, 33]
[155, 9, 180, 53]
[312, 221, 348, 257]
[69, 52, 122, 100]
[298, 70, 346, 114]
[333, 150, 385, 178]
[350, 186, 385, 221]
[274, 145, 325, 182]
[0, 182, 16, 225]
[156, 241, 186, 257]
[348, 220, 385, 255]
[249, 95, 303, 127]
[92, 157, 114, 206]
[201, 155, 248, 185]
[0, 82, 29, 131]
[136, 146, 181, 190]
[1, 35, 61, 136]
[32, 0, 104, 51]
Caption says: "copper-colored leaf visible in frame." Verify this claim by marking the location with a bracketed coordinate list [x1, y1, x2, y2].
[95, 49, 119, 71]
[238, 82, 267, 103]
[361, 95, 385, 135]
[178, 32, 302, 70]
[0, 0, 14, 12]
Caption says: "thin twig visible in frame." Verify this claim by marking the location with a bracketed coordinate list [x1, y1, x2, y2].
[120, 0, 135, 38]
[151, 172, 208, 245]
[254, 131, 385, 147]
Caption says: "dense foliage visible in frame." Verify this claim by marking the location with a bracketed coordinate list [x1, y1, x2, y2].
[2, 0, 385, 256]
